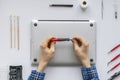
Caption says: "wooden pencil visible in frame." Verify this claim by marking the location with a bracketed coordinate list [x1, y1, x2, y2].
[10, 15, 12, 48]
[14, 16, 16, 48]
[17, 16, 20, 50]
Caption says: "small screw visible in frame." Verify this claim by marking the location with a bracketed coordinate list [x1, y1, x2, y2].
[90, 23, 93, 27]
[90, 59, 93, 62]
[34, 23, 37, 27]
[34, 58, 37, 62]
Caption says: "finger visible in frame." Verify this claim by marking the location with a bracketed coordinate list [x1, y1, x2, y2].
[72, 37, 82, 47]
[74, 36, 89, 47]
[42, 36, 56, 47]
[49, 42, 55, 53]
[72, 39, 79, 50]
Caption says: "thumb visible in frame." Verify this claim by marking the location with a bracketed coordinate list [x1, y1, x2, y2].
[72, 39, 79, 50]
[50, 42, 55, 52]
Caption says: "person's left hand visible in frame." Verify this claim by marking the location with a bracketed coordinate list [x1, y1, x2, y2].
[37, 36, 55, 72]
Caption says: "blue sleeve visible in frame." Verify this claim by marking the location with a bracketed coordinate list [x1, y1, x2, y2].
[28, 66, 99, 80]
[28, 70, 45, 80]
[81, 66, 99, 80]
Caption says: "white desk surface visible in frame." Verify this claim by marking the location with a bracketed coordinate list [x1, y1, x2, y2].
[0, 0, 120, 80]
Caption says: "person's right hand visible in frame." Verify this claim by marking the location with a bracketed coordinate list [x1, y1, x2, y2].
[72, 36, 91, 68]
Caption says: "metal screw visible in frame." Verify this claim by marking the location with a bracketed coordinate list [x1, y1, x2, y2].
[90, 59, 94, 62]
[90, 23, 93, 27]
[34, 23, 37, 27]
[34, 58, 37, 62]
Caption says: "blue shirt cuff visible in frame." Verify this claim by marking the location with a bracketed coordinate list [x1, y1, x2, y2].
[28, 70, 45, 80]
[81, 66, 99, 80]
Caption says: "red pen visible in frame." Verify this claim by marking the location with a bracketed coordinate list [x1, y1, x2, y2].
[108, 54, 120, 65]
[107, 62, 120, 73]
[108, 44, 120, 53]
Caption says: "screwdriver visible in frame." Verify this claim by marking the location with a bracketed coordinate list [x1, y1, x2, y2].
[108, 44, 120, 53]
[51, 38, 72, 42]
[48, 38, 72, 48]
[108, 54, 120, 65]
[49, 4, 73, 7]
[108, 71, 120, 80]
[107, 62, 120, 73]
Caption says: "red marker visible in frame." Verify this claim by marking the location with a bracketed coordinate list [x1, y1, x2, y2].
[108, 44, 120, 53]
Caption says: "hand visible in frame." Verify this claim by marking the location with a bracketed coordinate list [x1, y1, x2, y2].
[37, 36, 55, 72]
[72, 36, 91, 68]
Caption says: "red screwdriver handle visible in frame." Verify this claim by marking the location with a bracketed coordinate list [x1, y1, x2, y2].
[51, 38, 57, 42]
[110, 44, 120, 52]
[110, 54, 120, 62]
[110, 62, 120, 71]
